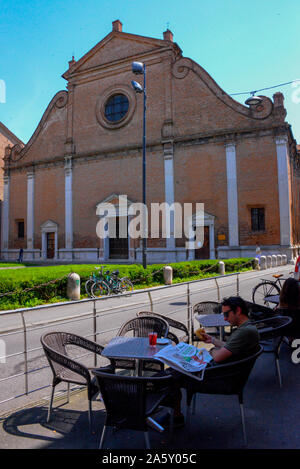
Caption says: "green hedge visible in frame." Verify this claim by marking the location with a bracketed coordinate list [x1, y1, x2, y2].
[0, 258, 254, 311]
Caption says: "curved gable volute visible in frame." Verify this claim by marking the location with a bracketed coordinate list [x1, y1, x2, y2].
[172, 57, 275, 122]
[9, 90, 68, 165]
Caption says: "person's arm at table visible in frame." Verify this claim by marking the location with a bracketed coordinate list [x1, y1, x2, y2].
[201, 333, 233, 363]
[202, 333, 225, 348]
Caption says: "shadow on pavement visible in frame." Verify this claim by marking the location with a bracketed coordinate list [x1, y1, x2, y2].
[1, 343, 300, 449]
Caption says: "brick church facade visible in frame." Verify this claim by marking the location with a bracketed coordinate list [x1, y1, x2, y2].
[0, 122, 24, 255]
[2, 20, 300, 262]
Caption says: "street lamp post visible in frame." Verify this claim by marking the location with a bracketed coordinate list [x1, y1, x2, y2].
[131, 62, 147, 269]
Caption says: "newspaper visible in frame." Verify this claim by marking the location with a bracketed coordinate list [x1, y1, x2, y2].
[154, 342, 213, 381]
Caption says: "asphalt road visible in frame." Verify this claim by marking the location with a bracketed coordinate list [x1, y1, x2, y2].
[0, 264, 293, 416]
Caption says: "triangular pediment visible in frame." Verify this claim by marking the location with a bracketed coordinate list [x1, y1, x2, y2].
[192, 210, 215, 225]
[63, 31, 180, 79]
[41, 219, 58, 230]
[97, 194, 135, 207]
[96, 194, 136, 217]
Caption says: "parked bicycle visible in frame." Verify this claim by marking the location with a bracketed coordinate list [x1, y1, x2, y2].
[85, 267, 110, 297]
[104, 270, 134, 295]
[252, 273, 293, 306]
[87, 267, 134, 298]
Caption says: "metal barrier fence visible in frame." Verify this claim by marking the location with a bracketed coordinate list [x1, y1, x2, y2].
[0, 272, 243, 407]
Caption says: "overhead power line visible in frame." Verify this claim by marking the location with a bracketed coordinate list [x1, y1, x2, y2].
[230, 79, 300, 96]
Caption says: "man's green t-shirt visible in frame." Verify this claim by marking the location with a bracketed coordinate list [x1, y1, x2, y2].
[224, 320, 260, 359]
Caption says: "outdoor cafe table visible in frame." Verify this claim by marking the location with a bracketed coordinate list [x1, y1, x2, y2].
[264, 294, 280, 305]
[195, 314, 229, 340]
[102, 336, 171, 376]
[101, 336, 172, 433]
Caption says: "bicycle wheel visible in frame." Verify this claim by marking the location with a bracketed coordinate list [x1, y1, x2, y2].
[85, 279, 94, 297]
[252, 281, 280, 306]
[119, 277, 134, 293]
[91, 280, 110, 298]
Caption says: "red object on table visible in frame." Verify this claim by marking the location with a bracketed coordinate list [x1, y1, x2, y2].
[295, 255, 300, 281]
[148, 332, 157, 346]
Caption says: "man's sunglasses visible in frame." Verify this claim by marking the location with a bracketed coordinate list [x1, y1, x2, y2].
[223, 308, 234, 319]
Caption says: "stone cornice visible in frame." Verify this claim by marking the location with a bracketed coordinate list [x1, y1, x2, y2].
[8, 123, 291, 173]
[66, 51, 175, 87]
[174, 123, 290, 147]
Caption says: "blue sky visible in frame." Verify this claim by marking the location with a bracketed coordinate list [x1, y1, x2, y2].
[1, 0, 300, 143]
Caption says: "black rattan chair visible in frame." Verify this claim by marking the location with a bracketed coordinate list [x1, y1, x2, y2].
[251, 315, 292, 387]
[192, 301, 222, 344]
[117, 316, 169, 373]
[117, 316, 169, 338]
[137, 311, 189, 344]
[275, 308, 300, 339]
[183, 345, 263, 446]
[41, 331, 115, 432]
[92, 370, 174, 449]
[245, 300, 276, 320]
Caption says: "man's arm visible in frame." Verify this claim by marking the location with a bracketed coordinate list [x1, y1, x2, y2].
[201, 333, 225, 348]
[210, 336, 225, 348]
[202, 334, 233, 363]
[210, 345, 233, 363]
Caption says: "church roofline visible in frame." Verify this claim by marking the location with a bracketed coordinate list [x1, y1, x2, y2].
[0, 122, 24, 146]
[62, 27, 182, 80]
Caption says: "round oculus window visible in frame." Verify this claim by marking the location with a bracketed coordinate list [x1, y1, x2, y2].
[104, 94, 129, 123]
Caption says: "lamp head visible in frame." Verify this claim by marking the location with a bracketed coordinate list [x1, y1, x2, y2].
[132, 61, 144, 75]
[131, 80, 143, 93]
[245, 93, 263, 106]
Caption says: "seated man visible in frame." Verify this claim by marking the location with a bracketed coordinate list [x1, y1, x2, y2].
[202, 296, 260, 363]
[159, 296, 260, 428]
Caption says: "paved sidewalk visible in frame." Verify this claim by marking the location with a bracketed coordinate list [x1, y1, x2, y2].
[0, 342, 300, 450]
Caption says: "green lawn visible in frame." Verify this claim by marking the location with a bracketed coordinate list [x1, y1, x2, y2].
[0, 258, 254, 311]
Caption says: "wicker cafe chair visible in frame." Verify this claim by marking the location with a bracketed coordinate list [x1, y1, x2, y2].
[137, 311, 189, 344]
[183, 346, 263, 446]
[116, 316, 169, 373]
[275, 307, 300, 339]
[192, 301, 221, 344]
[40, 332, 115, 433]
[117, 316, 169, 338]
[251, 315, 292, 387]
[245, 300, 276, 321]
[92, 370, 174, 449]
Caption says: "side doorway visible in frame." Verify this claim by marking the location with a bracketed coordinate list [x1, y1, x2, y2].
[195, 226, 210, 259]
[46, 232, 55, 259]
[109, 216, 129, 260]
[41, 220, 58, 260]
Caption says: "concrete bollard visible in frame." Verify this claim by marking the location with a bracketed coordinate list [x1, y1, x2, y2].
[260, 256, 266, 270]
[163, 266, 173, 285]
[272, 255, 277, 267]
[253, 258, 260, 270]
[218, 261, 225, 275]
[282, 254, 287, 265]
[67, 272, 81, 300]
[277, 255, 282, 266]
[266, 256, 272, 268]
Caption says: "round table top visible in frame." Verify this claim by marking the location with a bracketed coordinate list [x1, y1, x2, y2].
[195, 314, 229, 327]
[264, 295, 279, 304]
